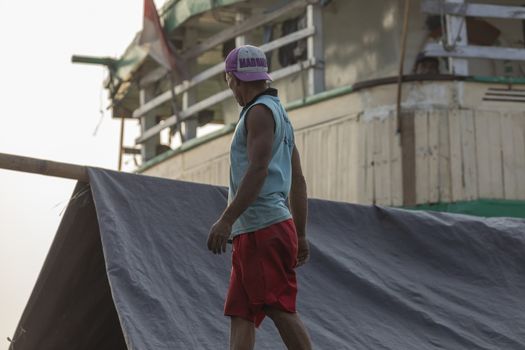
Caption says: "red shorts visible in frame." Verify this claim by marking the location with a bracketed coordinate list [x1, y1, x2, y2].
[224, 219, 298, 327]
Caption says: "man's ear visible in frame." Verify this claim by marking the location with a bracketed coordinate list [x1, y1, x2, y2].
[233, 75, 242, 87]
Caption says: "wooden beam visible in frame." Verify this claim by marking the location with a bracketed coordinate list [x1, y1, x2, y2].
[0, 152, 89, 182]
[132, 27, 316, 118]
[135, 58, 315, 144]
[422, 0, 525, 20]
[424, 43, 525, 61]
[181, 0, 310, 60]
[400, 113, 416, 206]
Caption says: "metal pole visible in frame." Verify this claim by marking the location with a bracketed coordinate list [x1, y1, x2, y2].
[0, 152, 89, 182]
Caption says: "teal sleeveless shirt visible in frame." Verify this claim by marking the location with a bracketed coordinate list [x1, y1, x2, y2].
[229, 89, 294, 237]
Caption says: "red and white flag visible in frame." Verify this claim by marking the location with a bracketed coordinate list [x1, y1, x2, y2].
[139, 0, 178, 71]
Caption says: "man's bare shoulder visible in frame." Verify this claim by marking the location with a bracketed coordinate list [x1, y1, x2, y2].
[246, 104, 275, 134]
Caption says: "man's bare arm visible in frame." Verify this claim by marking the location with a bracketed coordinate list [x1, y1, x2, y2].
[290, 146, 309, 266]
[207, 105, 274, 254]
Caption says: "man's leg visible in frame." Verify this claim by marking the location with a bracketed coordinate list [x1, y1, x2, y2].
[230, 316, 255, 350]
[264, 306, 312, 350]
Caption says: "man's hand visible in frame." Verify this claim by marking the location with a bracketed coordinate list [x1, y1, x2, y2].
[207, 218, 232, 254]
[296, 236, 310, 267]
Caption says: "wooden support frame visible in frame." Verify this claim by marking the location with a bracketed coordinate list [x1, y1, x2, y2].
[424, 43, 525, 61]
[136, 58, 316, 144]
[422, 0, 525, 20]
[132, 27, 316, 119]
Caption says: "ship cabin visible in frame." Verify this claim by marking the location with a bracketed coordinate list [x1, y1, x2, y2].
[104, 0, 525, 216]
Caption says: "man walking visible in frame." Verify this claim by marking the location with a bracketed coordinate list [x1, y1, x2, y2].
[207, 45, 312, 350]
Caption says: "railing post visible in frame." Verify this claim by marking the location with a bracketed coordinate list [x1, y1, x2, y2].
[235, 11, 247, 47]
[306, 2, 325, 95]
[139, 86, 160, 161]
[181, 28, 198, 141]
[445, 0, 469, 75]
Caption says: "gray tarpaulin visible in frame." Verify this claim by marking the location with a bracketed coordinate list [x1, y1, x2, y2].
[10, 168, 525, 349]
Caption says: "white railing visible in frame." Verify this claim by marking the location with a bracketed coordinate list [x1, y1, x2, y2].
[134, 0, 325, 153]
[421, 0, 525, 75]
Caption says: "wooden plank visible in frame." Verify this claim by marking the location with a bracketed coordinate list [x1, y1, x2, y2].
[182, 0, 309, 60]
[348, 118, 359, 202]
[357, 119, 368, 203]
[133, 27, 316, 118]
[373, 119, 383, 205]
[459, 110, 477, 200]
[421, 0, 525, 20]
[424, 43, 525, 62]
[437, 110, 451, 202]
[401, 112, 416, 206]
[304, 129, 316, 198]
[334, 121, 345, 202]
[0, 152, 89, 182]
[375, 118, 391, 206]
[500, 113, 517, 199]
[427, 111, 440, 203]
[487, 112, 504, 199]
[389, 112, 403, 206]
[475, 110, 504, 199]
[448, 109, 464, 201]
[325, 125, 337, 199]
[365, 120, 375, 204]
[415, 110, 429, 204]
[513, 113, 525, 198]
[313, 128, 324, 198]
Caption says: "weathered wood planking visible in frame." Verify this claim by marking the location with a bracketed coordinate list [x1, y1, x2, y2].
[376, 117, 387, 205]
[460, 110, 477, 200]
[448, 109, 464, 201]
[437, 110, 451, 203]
[475, 110, 504, 199]
[348, 119, 360, 202]
[415, 110, 429, 204]
[379, 118, 392, 206]
[389, 113, 403, 206]
[501, 112, 525, 200]
[513, 113, 525, 199]
[427, 111, 440, 203]
[365, 120, 375, 204]
[501, 113, 516, 199]
[357, 118, 368, 203]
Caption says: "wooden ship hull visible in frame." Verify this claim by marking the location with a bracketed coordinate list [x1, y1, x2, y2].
[104, 0, 525, 216]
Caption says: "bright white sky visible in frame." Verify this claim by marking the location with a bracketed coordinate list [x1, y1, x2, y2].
[0, 0, 154, 344]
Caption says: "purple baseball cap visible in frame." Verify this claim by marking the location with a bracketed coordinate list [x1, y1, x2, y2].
[225, 45, 272, 82]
